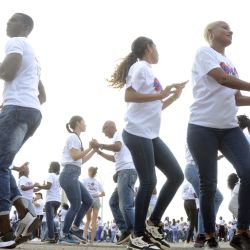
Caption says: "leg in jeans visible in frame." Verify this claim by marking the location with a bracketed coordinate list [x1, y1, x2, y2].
[73, 182, 93, 228]
[187, 124, 219, 234]
[184, 200, 197, 242]
[219, 128, 250, 230]
[150, 137, 184, 224]
[46, 201, 60, 239]
[122, 130, 157, 236]
[117, 169, 137, 233]
[185, 163, 223, 234]
[59, 165, 82, 234]
[109, 188, 127, 233]
[0, 106, 41, 232]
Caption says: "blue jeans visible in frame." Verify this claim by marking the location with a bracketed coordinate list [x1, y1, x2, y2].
[45, 201, 61, 239]
[59, 164, 93, 234]
[187, 124, 250, 232]
[185, 163, 223, 234]
[123, 130, 184, 235]
[109, 169, 137, 233]
[0, 105, 42, 214]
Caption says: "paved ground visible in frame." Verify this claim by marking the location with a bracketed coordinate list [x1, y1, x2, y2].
[15, 242, 234, 250]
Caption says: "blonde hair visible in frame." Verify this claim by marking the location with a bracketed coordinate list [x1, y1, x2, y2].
[204, 21, 223, 44]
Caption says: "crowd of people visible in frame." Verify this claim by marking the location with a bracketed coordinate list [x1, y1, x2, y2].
[1, 12, 250, 250]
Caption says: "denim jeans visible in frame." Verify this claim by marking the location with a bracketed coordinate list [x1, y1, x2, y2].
[45, 201, 61, 239]
[185, 163, 223, 234]
[59, 164, 93, 234]
[109, 169, 137, 233]
[187, 123, 250, 232]
[0, 105, 42, 214]
[122, 130, 184, 235]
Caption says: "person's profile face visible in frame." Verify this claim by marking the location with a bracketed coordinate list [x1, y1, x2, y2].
[6, 14, 25, 37]
[211, 21, 233, 47]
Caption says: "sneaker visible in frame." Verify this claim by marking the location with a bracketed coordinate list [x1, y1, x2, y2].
[117, 231, 131, 245]
[230, 232, 250, 250]
[194, 234, 206, 248]
[0, 231, 16, 249]
[69, 228, 87, 243]
[15, 212, 40, 237]
[205, 237, 219, 249]
[127, 234, 160, 250]
[58, 234, 80, 245]
[145, 220, 170, 249]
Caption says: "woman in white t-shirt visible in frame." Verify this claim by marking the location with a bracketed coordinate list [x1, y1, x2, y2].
[18, 165, 38, 202]
[82, 167, 105, 243]
[58, 116, 95, 245]
[108, 36, 186, 250]
[187, 21, 250, 249]
[37, 161, 61, 243]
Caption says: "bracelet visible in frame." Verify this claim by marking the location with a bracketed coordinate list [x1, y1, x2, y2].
[100, 144, 104, 150]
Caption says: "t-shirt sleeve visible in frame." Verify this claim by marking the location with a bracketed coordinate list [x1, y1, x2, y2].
[19, 176, 26, 186]
[67, 134, 81, 150]
[126, 65, 146, 92]
[5, 37, 25, 55]
[113, 131, 122, 144]
[194, 47, 220, 78]
[47, 174, 53, 184]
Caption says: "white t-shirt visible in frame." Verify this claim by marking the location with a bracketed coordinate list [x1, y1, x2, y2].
[189, 46, 238, 129]
[46, 173, 61, 202]
[244, 132, 250, 145]
[18, 176, 34, 201]
[124, 60, 163, 139]
[228, 182, 239, 218]
[61, 133, 82, 167]
[182, 182, 196, 200]
[59, 208, 68, 222]
[34, 198, 44, 216]
[82, 177, 104, 198]
[113, 131, 135, 172]
[3, 37, 41, 110]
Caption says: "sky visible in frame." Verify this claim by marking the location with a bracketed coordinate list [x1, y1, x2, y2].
[1, 0, 250, 223]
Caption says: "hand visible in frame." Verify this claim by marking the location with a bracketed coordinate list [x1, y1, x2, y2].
[90, 139, 100, 149]
[33, 187, 41, 192]
[33, 182, 40, 188]
[162, 80, 188, 100]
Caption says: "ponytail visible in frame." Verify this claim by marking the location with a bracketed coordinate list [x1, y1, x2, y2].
[66, 116, 83, 133]
[108, 36, 154, 89]
[108, 52, 138, 88]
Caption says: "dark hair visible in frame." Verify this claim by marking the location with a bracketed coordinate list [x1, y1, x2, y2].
[18, 167, 29, 178]
[66, 116, 83, 133]
[227, 173, 239, 190]
[108, 36, 154, 88]
[88, 166, 98, 177]
[35, 192, 43, 199]
[237, 114, 250, 134]
[62, 203, 69, 210]
[49, 161, 60, 175]
[16, 13, 34, 35]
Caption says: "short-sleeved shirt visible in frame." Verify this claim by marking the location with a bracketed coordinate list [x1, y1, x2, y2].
[18, 176, 34, 201]
[189, 46, 238, 129]
[113, 131, 135, 172]
[3, 37, 41, 110]
[124, 60, 163, 139]
[61, 133, 82, 167]
[82, 177, 104, 198]
[46, 173, 61, 202]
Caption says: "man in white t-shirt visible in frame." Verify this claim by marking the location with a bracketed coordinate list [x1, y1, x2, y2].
[0, 13, 46, 248]
[91, 121, 137, 245]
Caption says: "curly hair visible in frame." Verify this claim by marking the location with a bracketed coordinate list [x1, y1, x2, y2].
[237, 114, 250, 134]
[107, 36, 154, 88]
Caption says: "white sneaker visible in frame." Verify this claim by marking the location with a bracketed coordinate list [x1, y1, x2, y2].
[15, 212, 40, 237]
[145, 220, 170, 249]
[127, 234, 160, 250]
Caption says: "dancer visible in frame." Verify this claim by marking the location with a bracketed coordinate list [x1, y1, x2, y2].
[187, 21, 250, 249]
[82, 166, 105, 243]
[0, 13, 46, 248]
[59, 116, 94, 245]
[91, 120, 137, 245]
[37, 162, 61, 243]
[108, 36, 186, 250]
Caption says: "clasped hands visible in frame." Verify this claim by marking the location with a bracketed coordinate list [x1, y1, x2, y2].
[161, 80, 188, 101]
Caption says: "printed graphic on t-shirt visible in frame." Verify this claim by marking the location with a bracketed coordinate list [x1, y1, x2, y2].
[153, 78, 163, 92]
[220, 62, 238, 77]
[87, 182, 97, 192]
